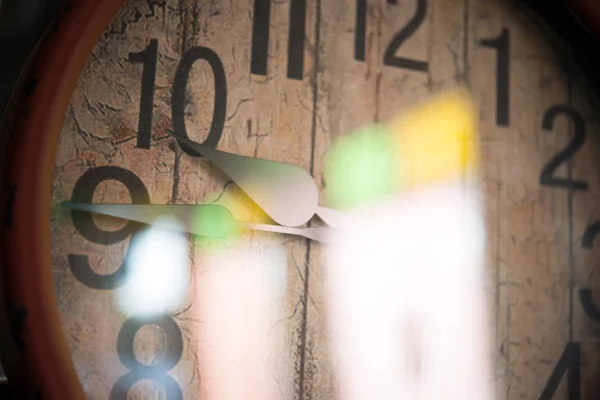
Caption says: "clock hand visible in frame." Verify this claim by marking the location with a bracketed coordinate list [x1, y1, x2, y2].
[62, 202, 334, 243]
[240, 222, 333, 243]
[63, 202, 232, 237]
[167, 130, 320, 228]
[314, 206, 349, 228]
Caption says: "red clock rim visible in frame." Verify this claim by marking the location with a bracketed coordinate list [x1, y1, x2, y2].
[1, 0, 125, 398]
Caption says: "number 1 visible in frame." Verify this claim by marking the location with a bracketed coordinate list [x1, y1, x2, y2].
[128, 39, 158, 149]
[480, 29, 510, 127]
[250, 0, 306, 80]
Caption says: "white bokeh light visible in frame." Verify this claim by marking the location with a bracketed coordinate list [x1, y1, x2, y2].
[325, 183, 492, 400]
[116, 217, 189, 316]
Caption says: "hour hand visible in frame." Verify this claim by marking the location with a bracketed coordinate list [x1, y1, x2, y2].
[167, 130, 321, 228]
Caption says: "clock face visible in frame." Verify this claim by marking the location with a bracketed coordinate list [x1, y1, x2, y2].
[4, 0, 600, 399]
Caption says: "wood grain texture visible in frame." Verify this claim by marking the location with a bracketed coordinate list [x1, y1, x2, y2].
[569, 68, 600, 399]
[47, 0, 600, 399]
[469, 1, 574, 399]
[308, 0, 467, 398]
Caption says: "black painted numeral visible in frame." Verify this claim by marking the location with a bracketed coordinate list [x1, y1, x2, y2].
[580, 290, 600, 323]
[68, 166, 150, 290]
[355, 0, 367, 61]
[539, 106, 588, 190]
[128, 39, 226, 153]
[583, 222, 600, 249]
[356, 0, 428, 70]
[480, 29, 510, 127]
[382, 0, 428, 72]
[250, 0, 306, 79]
[129, 39, 158, 149]
[110, 314, 183, 400]
[538, 342, 580, 400]
[172, 46, 227, 157]
[251, 0, 271, 75]
[580, 223, 600, 323]
[287, 0, 307, 80]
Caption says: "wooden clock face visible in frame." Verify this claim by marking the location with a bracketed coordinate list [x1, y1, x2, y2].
[5, 0, 600, 398]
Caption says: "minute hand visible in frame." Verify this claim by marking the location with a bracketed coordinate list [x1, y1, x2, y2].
[168, 130, 344, 228]
[62, 202, 334, 243]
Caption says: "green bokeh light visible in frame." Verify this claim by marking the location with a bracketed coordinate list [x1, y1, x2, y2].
[191, 205, 238, 240]
[324, 125, 400, 210]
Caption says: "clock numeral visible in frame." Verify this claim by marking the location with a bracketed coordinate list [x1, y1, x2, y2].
[250, 0, 306, 79]
[68, 166, 150, 290]
[539, 106, 588, 190]
[355, 0, 429, 72]
[355, 0, 367, 61]
[479, 29, 510, 127]
[580, 289, 600, 323]
[583, 222, 600, 249]
[172, 46, 227, 157]
[128, 40, 227, 154]
[538, 342, 580, 400]
[383, 0, 428, 71]
[129, 39, 158, 149]
[69, 169, 185, 396]
[287, 0, 307, 80]
[110, 314, 183, 400]
[580, 223, 600, 323]
[250, 0, 271, 76]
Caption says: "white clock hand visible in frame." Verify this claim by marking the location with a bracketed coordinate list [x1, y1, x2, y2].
[167, 130, 345, 228]
[62, 202, 334, 243]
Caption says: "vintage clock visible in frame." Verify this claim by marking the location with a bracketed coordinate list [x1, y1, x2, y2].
[2, 0, 600, 399]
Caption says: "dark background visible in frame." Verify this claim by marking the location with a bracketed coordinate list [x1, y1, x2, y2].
[0, 0, 599, 398]
[0, 2, 59, 397]
[0, 0, 61, 114]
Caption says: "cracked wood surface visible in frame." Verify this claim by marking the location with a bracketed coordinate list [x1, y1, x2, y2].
[47, 0, 600, 399]
[470, 2, 571, 399]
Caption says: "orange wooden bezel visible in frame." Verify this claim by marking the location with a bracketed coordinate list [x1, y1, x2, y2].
[1, 0, 125, 398]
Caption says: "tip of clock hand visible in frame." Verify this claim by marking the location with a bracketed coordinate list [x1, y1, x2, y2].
[315, 206, 349, 228]
[166, 129, 319, 228]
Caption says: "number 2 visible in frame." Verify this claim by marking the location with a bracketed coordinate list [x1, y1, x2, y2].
[355, 0, 429, 73]
[539, 106, 588, 190]
[383, 0, 428, 71]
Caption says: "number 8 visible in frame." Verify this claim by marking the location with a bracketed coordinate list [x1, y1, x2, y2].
[110, 314, 184, 400]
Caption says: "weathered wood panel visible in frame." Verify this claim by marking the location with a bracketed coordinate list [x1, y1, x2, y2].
[469, 1, 573, 399]
[308, 0, 467, 398]
[47, 0, 600, 399]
